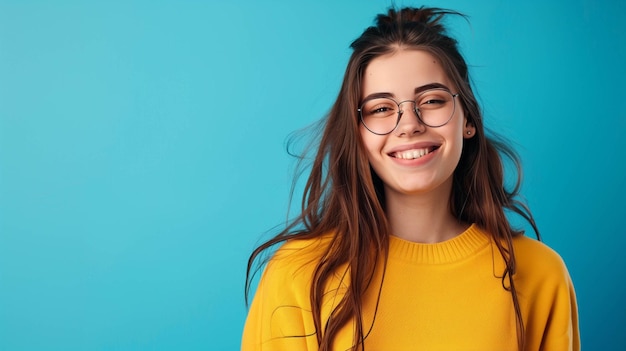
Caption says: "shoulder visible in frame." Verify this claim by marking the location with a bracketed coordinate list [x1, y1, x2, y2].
[512, 235, 567, 267]
[243, 234, 335, 349]
[272, 233, 333, 265]
[262, 233, 334, 285]
[510, 235, 572, 286]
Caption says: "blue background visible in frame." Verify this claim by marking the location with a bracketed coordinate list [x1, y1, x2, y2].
[1, 0, 624, 350]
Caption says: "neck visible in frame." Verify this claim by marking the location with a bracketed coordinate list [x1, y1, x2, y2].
[384, 183, 469, 243]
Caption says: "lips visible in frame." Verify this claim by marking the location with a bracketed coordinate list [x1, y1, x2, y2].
[388, 144, 441, 160]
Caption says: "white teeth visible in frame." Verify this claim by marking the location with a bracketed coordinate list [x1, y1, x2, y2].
[395, 148, 430, 159]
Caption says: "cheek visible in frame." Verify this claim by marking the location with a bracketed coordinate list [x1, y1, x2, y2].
[359, 127, 384, 160]
[451, 111, 467, 142]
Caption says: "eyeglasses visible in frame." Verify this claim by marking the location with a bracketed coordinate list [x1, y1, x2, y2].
[358, 88, 459, 135]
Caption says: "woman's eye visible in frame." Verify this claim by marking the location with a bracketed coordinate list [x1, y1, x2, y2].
[421, 98, 444, 105]
[419, 96, 447, 108]
[365, 102, 396, 116]
[361, 98, 398, 117]
[372, 107, 392, 114]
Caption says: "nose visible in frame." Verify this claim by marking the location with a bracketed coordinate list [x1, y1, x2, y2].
[395, 101, 425, 135]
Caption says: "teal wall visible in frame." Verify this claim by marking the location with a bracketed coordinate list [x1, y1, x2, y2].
[1, 0, 624, 349]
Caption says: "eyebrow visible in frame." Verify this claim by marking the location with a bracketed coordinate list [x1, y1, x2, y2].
[361, 82, 452, 102]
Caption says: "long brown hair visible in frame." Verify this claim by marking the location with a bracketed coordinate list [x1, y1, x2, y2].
[246, 7, 538, 351]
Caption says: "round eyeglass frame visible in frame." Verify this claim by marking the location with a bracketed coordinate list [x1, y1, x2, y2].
[357, 88, 460, 135]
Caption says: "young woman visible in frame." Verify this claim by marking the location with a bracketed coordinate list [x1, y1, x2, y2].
[243, 7, 579, 351]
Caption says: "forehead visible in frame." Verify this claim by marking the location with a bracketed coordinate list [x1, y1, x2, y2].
[361, 49, 452, 98]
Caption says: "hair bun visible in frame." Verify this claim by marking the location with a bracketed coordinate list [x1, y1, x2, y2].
[376, 7, 462, 34]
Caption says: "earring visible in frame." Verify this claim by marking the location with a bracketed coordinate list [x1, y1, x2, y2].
[466, 131, 472, 135]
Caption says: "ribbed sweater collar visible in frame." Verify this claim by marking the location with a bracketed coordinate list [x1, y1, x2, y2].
[388, 224, 490, 265]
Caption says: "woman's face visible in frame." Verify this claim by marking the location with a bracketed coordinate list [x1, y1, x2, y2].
[359, 49, 474, 199]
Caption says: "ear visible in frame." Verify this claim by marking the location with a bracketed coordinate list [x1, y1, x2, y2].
[463, 119, 476, 139]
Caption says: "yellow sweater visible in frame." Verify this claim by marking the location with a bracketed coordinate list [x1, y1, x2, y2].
[242, 224, 579, 350]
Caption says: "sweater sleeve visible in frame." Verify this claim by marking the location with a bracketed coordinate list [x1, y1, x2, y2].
[241, 244, 319, 351]
[538, 265, 580, 351]
[515, 236, 581, 351]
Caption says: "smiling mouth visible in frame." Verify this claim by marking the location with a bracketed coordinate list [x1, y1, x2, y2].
[390, 146, 439, 160]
